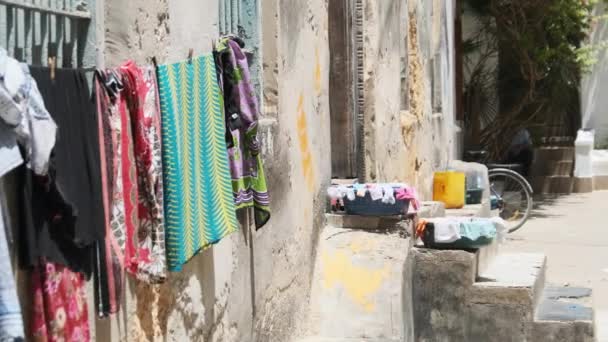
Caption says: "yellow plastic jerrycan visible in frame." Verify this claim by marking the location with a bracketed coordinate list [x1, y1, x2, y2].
[433, 171, 466, 209]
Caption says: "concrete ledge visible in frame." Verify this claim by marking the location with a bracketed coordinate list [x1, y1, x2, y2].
[475, 238, 501, 277]
[532, 176, 574, 194]
[409, 248, 476, 341]
[534, 147, 574, 163]
[467, 303, 530, 341]
[594, 175, 608, 190]
[531, 321, 594, 342]
[574, 177, 594, 193]
[471, 253, 546, 307]
[325, 213, 411, 231]
[306, 226, 410, 340]
[295, 338, 399, 342]
[532, 160, 573, 177]
[445, 204, 490, 218]
[417, 201, 445, 219]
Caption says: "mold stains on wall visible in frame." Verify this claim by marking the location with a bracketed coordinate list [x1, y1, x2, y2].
[129, 280, 177, 341]
[406, 10, 425, 123]
[297, 94, 316, 193]
[321, 249, 390, 312]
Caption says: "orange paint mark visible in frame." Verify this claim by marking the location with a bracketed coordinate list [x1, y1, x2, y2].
[314, 47, 322, 94]
[297, 94, 316, 192]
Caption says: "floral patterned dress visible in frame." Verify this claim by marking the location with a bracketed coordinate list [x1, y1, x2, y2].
[31, 261, 90, 342]
[120, 62, 166, 283]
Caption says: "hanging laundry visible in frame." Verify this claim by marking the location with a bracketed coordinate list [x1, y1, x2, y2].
[0, 48, 56, 176]
[19, 68, 105, 279]
[216, 36, 271, 229]
[31, 261, 90, 342]
[93, 69, 131, 316]
[0, 180, 24, 342]
[120, 61, 167, 283]
[156, 54, 239, 271]
[0, 123, 23, 178]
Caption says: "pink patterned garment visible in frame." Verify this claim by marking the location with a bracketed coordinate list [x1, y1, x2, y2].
[120, 61, 166, 283]
[31, 262, 90, 342]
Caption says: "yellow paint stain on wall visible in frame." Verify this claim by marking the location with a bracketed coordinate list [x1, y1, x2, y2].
[314, 47, 322, 94]
[321, 250, 390, 312]
[349, 237, 378, 253]
[297, 94, 316, 192]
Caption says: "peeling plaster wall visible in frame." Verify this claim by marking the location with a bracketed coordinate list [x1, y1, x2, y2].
[255, 1, 331, 340]
[362, 0, 404, 183]
[363, 0, 457, 199]
[92, 0, 330, 341]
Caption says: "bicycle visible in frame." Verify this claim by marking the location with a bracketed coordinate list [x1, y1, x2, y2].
[464, 150, 534, 233]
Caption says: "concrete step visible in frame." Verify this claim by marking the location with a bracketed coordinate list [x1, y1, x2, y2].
[305, 225, 409, 340]
[295, 338, 399, 342]
[532, 286, 595, 341]
[465, 253, 548, 341]
[417, 201, 446, 219]
[475, 236, 501, 276]
[534, 147, 574, 163]
[409, 249, 550, 341]
[471, 253, 546, 309]
[595, 175, 608, 190]
[574, 177, 594, 193]
[531, 176, 574, 194]
[445, 203, 492, 218]
[531, 160, 573, 177]
[326, 213, 409, 231]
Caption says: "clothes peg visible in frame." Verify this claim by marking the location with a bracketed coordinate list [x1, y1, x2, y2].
[188, 48, 194, 64]
[151, 56, 158, 69]
[48, 56, 56, 81]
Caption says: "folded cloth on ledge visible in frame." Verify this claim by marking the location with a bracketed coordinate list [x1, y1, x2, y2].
[426, 217, 498, 249]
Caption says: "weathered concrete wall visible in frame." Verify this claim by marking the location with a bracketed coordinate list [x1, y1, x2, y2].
[363, 0, 457, 199]
[582, 2, 608, 148]
[92, 0, 331, 341]
[362, 0, 404, 183]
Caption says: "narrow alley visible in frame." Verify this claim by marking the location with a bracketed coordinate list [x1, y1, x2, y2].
[505, 191, 608, 342]
[0, 0, 607, 341]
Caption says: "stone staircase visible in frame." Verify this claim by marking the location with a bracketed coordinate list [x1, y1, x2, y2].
[410, 247, 594, 341]
[531, 146, 576, 194]
[294, 205, 596, 342]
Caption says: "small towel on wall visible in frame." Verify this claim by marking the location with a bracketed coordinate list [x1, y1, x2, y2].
[157, 55, 238, 271]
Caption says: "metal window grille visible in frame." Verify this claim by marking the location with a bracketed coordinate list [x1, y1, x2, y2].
[218, 0, 261, 100]
[0, 0, 93, 68]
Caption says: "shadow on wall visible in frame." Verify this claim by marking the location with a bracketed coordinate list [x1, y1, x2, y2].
[94, 212, 258, 341]
[115, 245, 218, 341]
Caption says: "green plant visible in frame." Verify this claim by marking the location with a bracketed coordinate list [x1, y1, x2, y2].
[463, 0, 608, 158]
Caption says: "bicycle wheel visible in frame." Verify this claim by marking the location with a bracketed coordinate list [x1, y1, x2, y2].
[488, 168, 533, 233]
